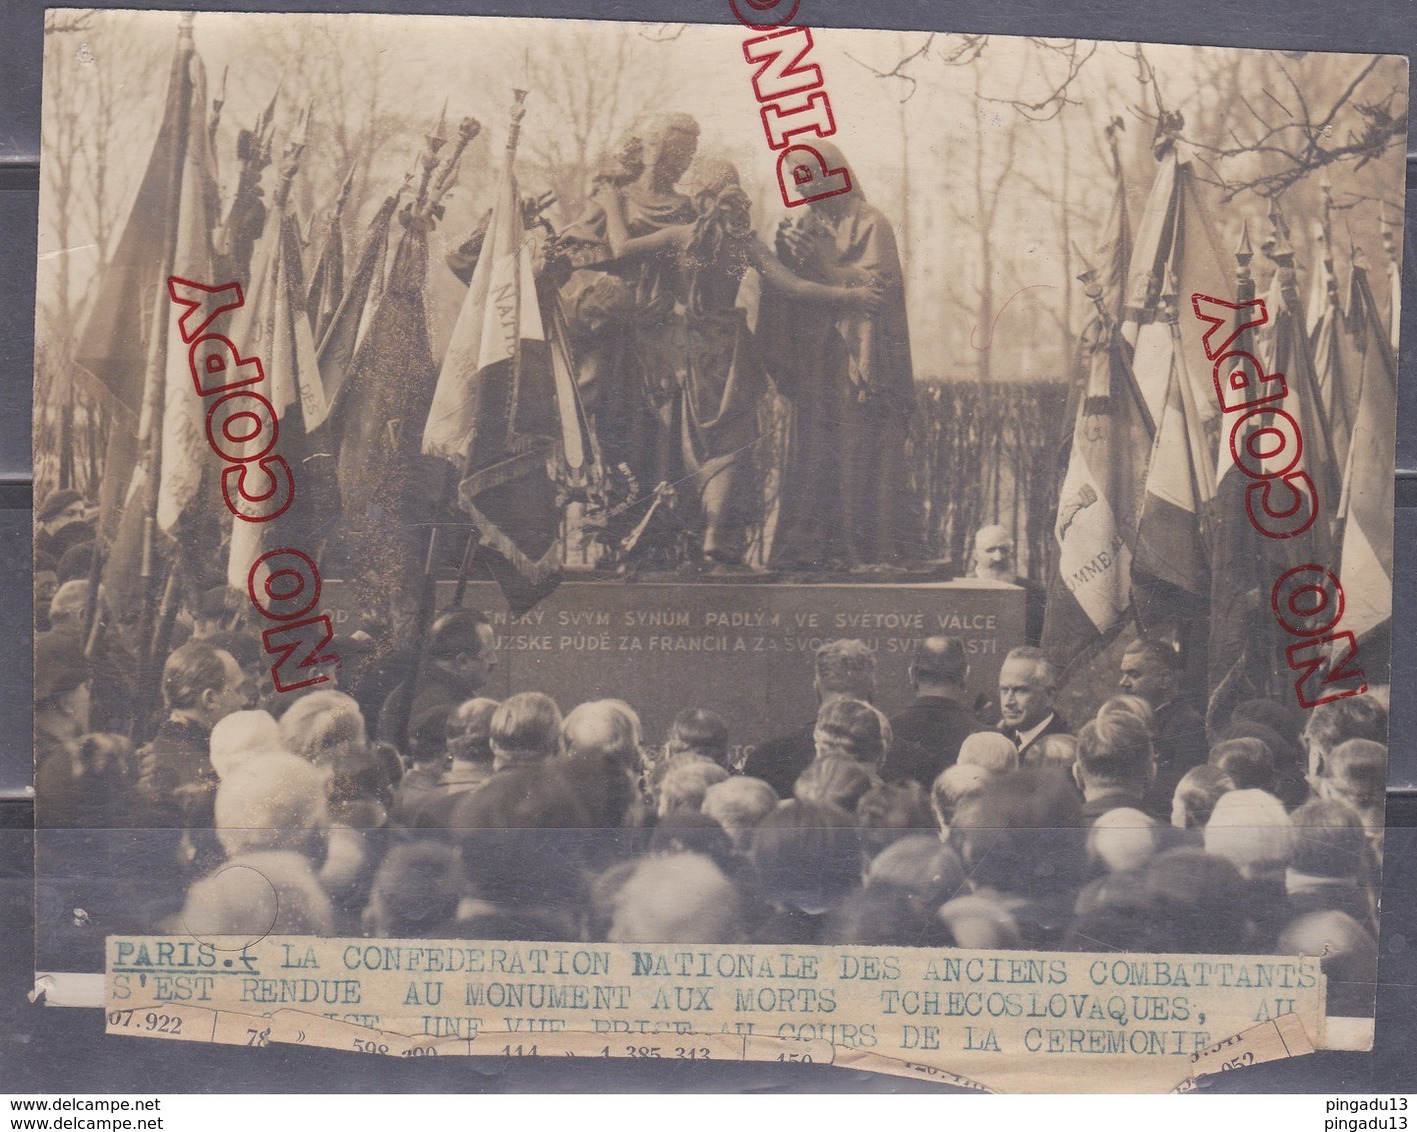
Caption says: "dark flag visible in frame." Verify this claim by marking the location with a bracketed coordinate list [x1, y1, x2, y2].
[1205, 226, 1279, 708]
[1042, 133, 1154, 674]
[74, 17, 218, 552]
[1208, 218, 1345, 720]
[77, 17, 220, 612]
[424, 92, 590, 615]
[1259, 226, 1341, 556]
[307, 164, 356, 342]
[1308, 212, 1361, 474]
[307, 189, 401, 535]
[1336, 261, 1396, 644]
[316, 192, 400, 416]
[333, 115, 480, 607]
[331, 228, 440, 604]
[227, 118, 332, 593]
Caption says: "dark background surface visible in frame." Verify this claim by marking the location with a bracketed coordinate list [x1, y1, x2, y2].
[3, 0, 1416, 1094]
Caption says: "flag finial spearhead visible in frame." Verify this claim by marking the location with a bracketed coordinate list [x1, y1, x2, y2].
[1158, 268, 1180, 323]
[1073, 241, 1098, 289]
[335, 162, 357, 213]
[1235, 217, 1254, 265]
[1234, 218, 1254, 298]
[426, 98, 449, 153]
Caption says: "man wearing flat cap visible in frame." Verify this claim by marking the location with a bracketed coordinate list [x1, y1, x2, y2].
[33, 633, 94, 827]
[34, 488, 91, 564]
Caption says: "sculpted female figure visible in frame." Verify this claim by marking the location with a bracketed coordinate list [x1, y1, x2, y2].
[593, 157, 878, 569]
[556, 114, 702, 568]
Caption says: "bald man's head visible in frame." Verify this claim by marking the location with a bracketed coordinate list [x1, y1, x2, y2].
[560, 700, 642, 772]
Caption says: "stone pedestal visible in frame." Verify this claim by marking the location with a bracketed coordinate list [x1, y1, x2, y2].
[322, 579, 1025, 760]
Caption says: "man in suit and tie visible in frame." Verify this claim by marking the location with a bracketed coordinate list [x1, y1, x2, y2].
[1117, 637, 1207, 821]
[743, 639, 878, 798]
[1073, 710, 1156, 826]
[882, 636, 975, 788]
[997, 646, 1068, 758]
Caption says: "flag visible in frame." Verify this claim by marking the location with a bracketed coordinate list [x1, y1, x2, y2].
[1308, 227, 1360, 473]
[307, 165, 355, 342]
[1125, 148, 1231, 600]
[1306, 225, 1329, 341]
[76, 19, 220, 611]
[213, 87, 278, 283]
[330, 219, 442, 602]
[421, 168, 548, 464]
[1380, 206, 1401, 354]
[153, 44, 222, 544]
[1258, 242, 1341, 558]
[1042, 150, 1153, 672]
[74, 18, 215, 548]
[1204, 228, 1283, 701]
[423, 98, 585, 615]
[1386, 246, 1402, 355]
[227, 133, 331, 592]
[315, 193, 399, 415]
[1336, 263, 1396, 642]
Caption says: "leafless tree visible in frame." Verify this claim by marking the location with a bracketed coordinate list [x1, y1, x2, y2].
[864, 34, 1405, 204]
[214, 16, 421, 244]
[1121, 44, 1403, 203]
[39, 13, 167, 497]
[961, 61, 1020, 383]
[522, 25, 677, 224]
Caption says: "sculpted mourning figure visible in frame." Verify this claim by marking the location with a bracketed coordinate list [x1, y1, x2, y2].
[760, 141, 917, 571]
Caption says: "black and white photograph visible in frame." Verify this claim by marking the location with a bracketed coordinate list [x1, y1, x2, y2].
[28, 8, 1405, 1089]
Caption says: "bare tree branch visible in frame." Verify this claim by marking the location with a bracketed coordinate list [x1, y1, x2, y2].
[45, 11, 96, 35]
[844, 32, 938, 101]
[639, 23, 688, 42]
[1133, 54, 1403, 201]
[981, 39, 1098, 122]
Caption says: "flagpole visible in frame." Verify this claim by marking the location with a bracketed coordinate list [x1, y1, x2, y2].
[384, 528, 441, 756]
[134, 13, 197, 716]
[382, 106, 485, 753]
[505, 90, 529, 435]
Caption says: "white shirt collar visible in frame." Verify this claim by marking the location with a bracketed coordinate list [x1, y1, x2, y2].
[1014, 712, 1055, 749]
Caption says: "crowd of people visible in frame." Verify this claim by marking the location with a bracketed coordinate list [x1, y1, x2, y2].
[34, 548, 1387, 1014]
